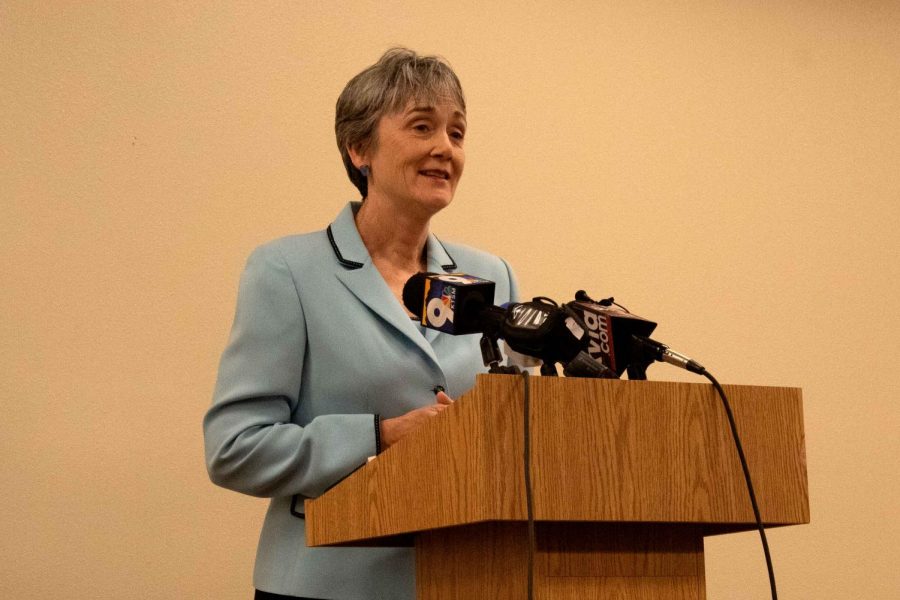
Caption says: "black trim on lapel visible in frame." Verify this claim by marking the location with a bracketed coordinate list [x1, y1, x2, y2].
[433, 236, 458, 272]
[327, 225, 364, 270]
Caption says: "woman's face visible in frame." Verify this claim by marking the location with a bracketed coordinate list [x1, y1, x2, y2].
[358, 98, 466, 217]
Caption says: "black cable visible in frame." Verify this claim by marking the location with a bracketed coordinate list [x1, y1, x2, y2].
[521, 371, 534, 600]
[703, 369, 778, 600]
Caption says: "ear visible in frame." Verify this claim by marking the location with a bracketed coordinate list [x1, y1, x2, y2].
[347, 144, 368, 170]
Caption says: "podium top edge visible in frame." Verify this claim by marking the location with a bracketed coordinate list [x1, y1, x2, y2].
[474, 373, 802, 394]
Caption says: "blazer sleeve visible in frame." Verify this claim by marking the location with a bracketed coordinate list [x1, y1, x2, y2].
[203, 244, 375, 499]
[502, 256, 520, 304]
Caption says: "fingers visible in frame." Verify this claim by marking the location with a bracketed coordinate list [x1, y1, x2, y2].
[435, 391, 454, 405]
[380, 393, 456, 450]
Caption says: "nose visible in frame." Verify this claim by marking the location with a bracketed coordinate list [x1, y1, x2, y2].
[430, 129, 453, 159]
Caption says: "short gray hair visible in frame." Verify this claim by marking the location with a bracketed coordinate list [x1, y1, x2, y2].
[335, 47, 466, 198]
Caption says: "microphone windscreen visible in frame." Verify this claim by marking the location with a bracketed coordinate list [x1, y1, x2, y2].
[402, 272, 431, 318]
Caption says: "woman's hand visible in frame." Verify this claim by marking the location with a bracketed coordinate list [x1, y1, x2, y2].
[380, 391, 454, 450]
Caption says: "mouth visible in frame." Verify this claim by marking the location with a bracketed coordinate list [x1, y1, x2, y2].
[419, 169, 450, 181]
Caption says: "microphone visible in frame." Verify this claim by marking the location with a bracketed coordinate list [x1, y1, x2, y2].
[402, 272, 498, 335]
[500, 297, 601, 373]
[630, 336, 706, 375]
[403, 273, 615, 377]
[565, 295, 658, 378]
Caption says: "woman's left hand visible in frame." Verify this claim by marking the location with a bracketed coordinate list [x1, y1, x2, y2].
[379, 392, 454, 450]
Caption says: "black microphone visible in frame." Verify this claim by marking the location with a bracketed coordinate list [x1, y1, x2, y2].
[501, 297, 597, 371]
[565, 295, 658, 378]
[402, 272, 498, 335]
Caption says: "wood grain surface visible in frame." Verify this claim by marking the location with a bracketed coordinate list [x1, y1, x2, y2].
[416, 522, 706, 600]
[306, 374, 808, 547]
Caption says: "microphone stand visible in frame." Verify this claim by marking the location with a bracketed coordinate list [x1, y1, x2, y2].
[480, 334, 521, 375]
[626, 344, 656, 380]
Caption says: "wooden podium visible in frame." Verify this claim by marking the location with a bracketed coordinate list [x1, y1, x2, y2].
[306, 375, 809, 599]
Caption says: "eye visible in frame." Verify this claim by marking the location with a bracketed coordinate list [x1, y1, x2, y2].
[451, 129, 465, 141]
[412, 122, 431, 133]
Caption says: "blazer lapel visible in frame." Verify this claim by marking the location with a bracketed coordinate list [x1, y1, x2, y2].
[328, 203, 443, 366]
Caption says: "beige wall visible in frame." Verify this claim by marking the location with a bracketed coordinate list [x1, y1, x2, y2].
[2, 1, 898, 598]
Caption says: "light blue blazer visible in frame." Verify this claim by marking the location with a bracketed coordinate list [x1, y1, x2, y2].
[204, 202, 518, 599]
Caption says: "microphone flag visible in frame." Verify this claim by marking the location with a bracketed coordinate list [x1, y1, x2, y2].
[412, 273, 495, 335]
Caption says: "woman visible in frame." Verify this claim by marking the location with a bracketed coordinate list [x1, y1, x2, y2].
[204, 48, 518, 599]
